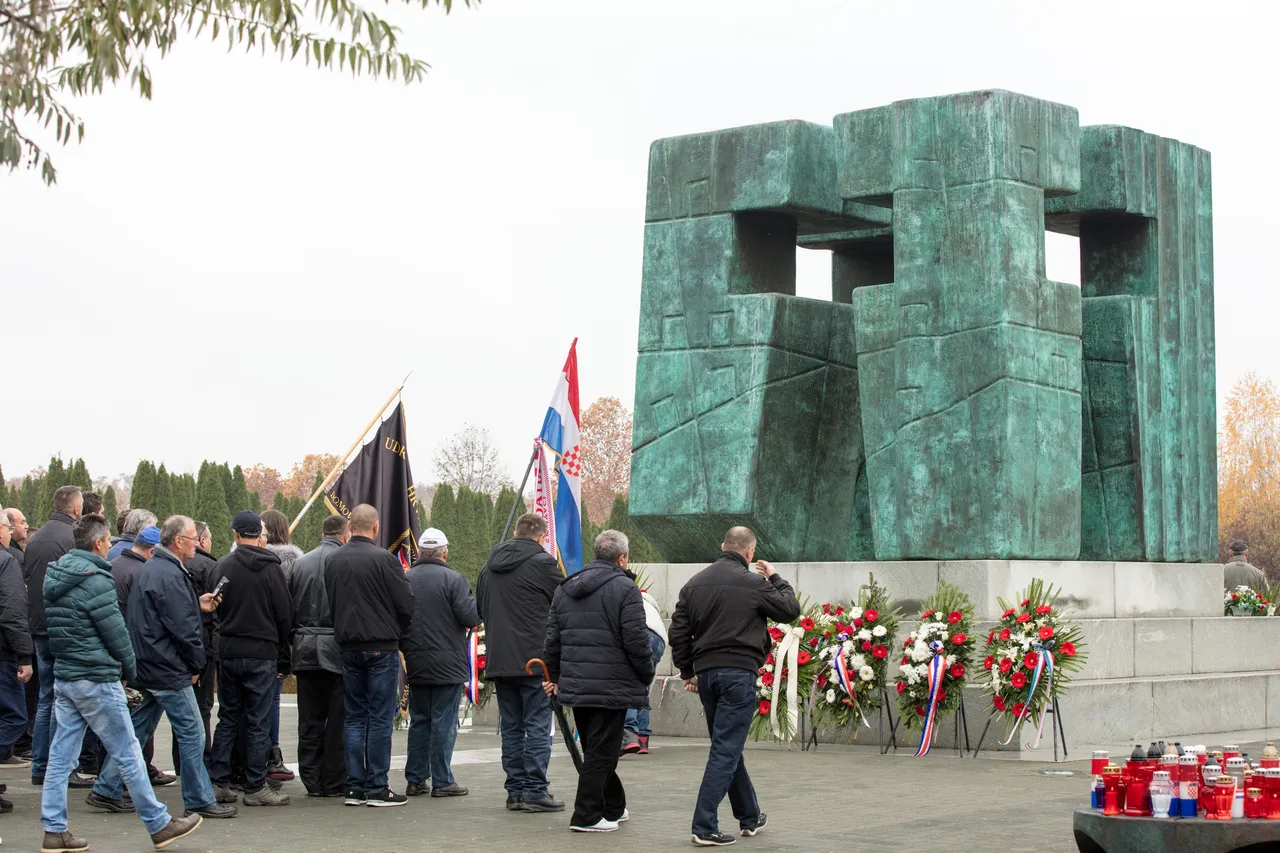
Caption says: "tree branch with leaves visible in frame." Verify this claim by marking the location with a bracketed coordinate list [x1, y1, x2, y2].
[1, 0, 472, 183]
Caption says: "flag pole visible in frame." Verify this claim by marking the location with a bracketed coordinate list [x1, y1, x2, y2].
[289, 372, 413, 534]
[498, 441, 541, 544]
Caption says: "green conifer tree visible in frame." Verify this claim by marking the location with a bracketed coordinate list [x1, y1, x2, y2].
[153, 464, 174, 521]
[19, 477, 37, 522]
[130, 460, 156, 512]
[218, 464, 234, 509]
[102, 486, 119, 529]
[196, 462, 233, 557]
[32, 477, 50, 526]
[429, 484, 456, 541]
[490, 486, 527, 545]
[46, 456, 66, 490]
[68, 458, 93, 491]
[229, 466, 252, 515]
[415, 502, 428, 532]
[293, 473, 326, 553]
[580, 501, 595, 564]
[175, 474, 197, 517]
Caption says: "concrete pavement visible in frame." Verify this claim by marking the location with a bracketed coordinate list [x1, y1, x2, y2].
[0, 702, 1092, 853]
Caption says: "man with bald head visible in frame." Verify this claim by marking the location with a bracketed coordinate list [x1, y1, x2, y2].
[669, 526, 800, 847]
[4, 508, 28, 567]
[325, 504, 413, 807]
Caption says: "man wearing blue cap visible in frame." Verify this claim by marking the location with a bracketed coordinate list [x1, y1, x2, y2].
[107, 524, 179, 789]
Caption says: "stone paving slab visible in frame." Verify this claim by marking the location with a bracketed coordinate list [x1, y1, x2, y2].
[0, 704, 1090, 853]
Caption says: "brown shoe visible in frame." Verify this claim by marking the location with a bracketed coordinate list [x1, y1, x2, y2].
[150, 814, 202, 850]
[41, 831, 89, 853]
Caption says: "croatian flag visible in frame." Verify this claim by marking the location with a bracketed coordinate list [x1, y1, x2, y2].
[537, 339, 583, 575]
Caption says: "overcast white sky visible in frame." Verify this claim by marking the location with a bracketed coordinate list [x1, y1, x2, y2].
[1, 0, 1275, 487]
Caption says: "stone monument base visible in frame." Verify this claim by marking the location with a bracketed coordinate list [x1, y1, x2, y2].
[632, 560, 1280, 751]
[1072, 806, 1280, 853]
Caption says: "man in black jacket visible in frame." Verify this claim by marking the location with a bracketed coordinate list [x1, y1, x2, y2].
[184, 522, 219, 762]
[476, 513, 564, 813]
[543, 530, 653, 834]
[4, 508, 27, 568]
[88, 516, 235, 820]
[208, 511, 294, 808]
[401, 527, 477, 798]
[0, 504, 33, 795]
[288, 514, 350, 798]
[325, 504, 413, 808]
[108, 523, 179, 788]
[23, 485, 94, 787]
[669, 526, 800, 847]
[5, 507, 34, 763]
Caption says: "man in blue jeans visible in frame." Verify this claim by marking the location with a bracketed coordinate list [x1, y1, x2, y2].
[207, 511, 295, 807]
[477, 513, 564, 813]
[401, 528, 478, 797]
[40, 513, 201, 853]
[669, 526, 801, 847]
[325, 505, 413, 807]
[88, 516, 236, 820]
[23, 485, 95, 789]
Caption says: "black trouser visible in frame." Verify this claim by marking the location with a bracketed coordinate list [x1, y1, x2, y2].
[570, 707, 627, 828]
[172, 657, 215, 771]
[15, 646, 37, 753]
[208, 658, 276, 793]
[295, 670, 346, 795]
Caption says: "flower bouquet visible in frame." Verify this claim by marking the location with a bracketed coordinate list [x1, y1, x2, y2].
[981, 578, 1087, 747]
[1225, 585, 1270, 617]
[895, 582, 976, 755]
[812, 574, 901, 734]
[749, 606, 824, 742]
[466, 626, 496, 709]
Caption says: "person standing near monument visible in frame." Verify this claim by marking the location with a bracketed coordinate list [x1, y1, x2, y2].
[0, 503, 33, 788]
[325, 504, 413, 807]
[401, 527, 476, 798]
[5, 508, 28, 567]
[1224, 539, 1267, 593]
[184, 522, 219, 763]
[25, 485, 96, 789]
[541, 530, 653, 833]
[261, 508, 302, 783]
[669, 526, 800, 847]
[289, 514, 350, 798]
[476, 513, 565, 813]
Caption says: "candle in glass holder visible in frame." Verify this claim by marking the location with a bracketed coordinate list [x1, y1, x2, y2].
[1150, 771, 1174, 818]
[1102, 765, 1123, 817]
[1216, 777, 1236, 821]
[1246, 787, 1263, 819]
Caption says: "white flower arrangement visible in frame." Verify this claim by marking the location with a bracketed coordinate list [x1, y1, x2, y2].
[872, 625, 887, 637]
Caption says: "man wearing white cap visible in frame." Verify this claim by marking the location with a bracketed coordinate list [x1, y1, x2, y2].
[400, 528, 478, 797]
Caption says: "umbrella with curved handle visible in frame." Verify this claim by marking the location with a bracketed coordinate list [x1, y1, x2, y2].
[526, 658, 583, 773]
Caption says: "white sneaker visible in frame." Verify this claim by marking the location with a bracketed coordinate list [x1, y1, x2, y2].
[570, 819, 619, 833]
[616, 809, 630, 822]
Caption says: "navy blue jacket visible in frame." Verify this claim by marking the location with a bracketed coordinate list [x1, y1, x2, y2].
[127, 547, 206, 690]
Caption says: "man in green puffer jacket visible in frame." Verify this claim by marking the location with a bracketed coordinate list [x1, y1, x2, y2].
[38, 514, 203, 853]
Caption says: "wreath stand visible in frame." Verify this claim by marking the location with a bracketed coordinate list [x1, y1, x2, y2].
[881, 691, 970, 756]
[879, 688, 899, 754]
[972, 695, 1068, 761]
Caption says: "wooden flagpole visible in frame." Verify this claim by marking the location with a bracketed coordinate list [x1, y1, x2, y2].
[289, 372, 413, 534]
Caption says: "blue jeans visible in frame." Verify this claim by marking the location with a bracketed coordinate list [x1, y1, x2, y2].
[94, 686, 216, 811]
[208, 658, 277, 793]
[406, 684, 461, 787]
[31, 635, 55, 776]
[692, 668, 762, 837]
[624, 634, 666, 736]
[341, 650, 400, 794]
[493, 677, 553, 799]
[0, 661, 29, 754]
[41, 680, 170, 835]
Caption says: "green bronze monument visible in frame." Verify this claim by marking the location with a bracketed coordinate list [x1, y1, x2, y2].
[630, 89, 1217, 564]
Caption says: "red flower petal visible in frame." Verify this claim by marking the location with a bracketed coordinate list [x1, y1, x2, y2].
[999, 628, 1011, 641]
[1038, 625, 1054, 640]
[758, 700, 771, 716]
[862, 641, 873, 652]
[801, 618, 816, 631]
[949, 663, 965, 678]
[1016, 613, 1031, 624]
[864, 609, 879, 622]
[797, 651, 812, 666]
[915, 705, 926, 717]
[993, 695, 1007, 711]
[1023, 653, 1038, 670]
[983, 655, 995, 671]
[872, 645, 888, 659]
[1011, 672, 1027, 688]
[999, 658, 1013, 673]
[896, 681, 906, 694]
[948, 611, 963, 624]
[1061, 642, 1076, 657]
[951, 633, 967, 646]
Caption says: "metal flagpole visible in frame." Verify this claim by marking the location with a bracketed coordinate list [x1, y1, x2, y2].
[497, 442, 540, 544]
[289, 371, 413, 534]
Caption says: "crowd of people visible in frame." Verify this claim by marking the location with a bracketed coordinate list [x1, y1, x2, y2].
[0, 483, 801, 849]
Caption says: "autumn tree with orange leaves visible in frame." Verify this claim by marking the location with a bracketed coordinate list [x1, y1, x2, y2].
[243, 464, 284, 508]
[1218, 372, 1280, 578]
[579, 397, 633, 523]
[284, 454, 341, 499]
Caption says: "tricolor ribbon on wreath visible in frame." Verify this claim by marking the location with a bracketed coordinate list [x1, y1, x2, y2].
[829, 642, 872, 729]
[770, 626, 805, 740]
[1000, 640, 1055, 749]
[915, 640, 947, 757]
[465, 629, 481, 706]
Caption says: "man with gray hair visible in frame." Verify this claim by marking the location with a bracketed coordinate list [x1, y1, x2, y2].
[108, 509, 159, 562]
[541, 529, 654, 833]
[5, 508, 28, 567]
[89, 516, 234, 819]
[402, 527, 477, 798]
